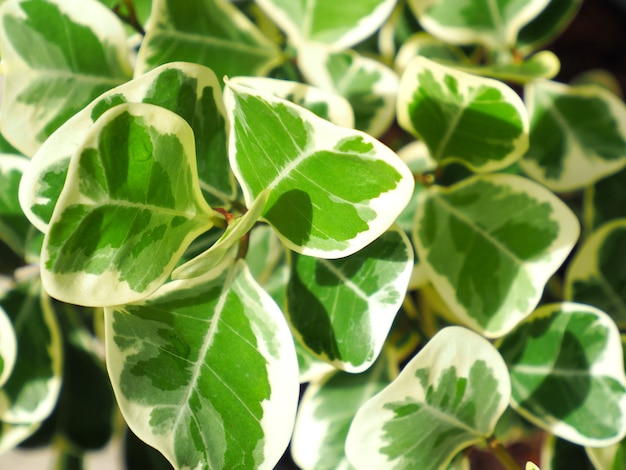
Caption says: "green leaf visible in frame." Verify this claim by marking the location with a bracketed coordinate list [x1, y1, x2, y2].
[398, 57, 529, 173]
[256, 0, 397, 49]
[41, 103, 215, 307]
[588, 167, 626, 230]
[407, 0, 551, 49]
[413, 173, 579, 337]
[395, 32, 469, 73]
[454, 51, 560, 84]
[287, 227, 413, 372]
[345, 326, 511, 469]
[499, 302, 626, 446]
[0, 421, 39, 453]
[136, 0, 282, 82]
[586, 439, 626, 470]
[299, 44, 399, 138]
[0, 305, 16, 387]
[0, 0, 132, 156]
[0, 283, 62, 424]
[225, 80, 414, 258]
[517, 0, 583, 54]
[565, 220, 626, 324]
[291, 353, 397, 470]
[105, 259, 299, 470]
[520, 80, 626, 192]
[0, 154, 30, 257]
[229, 76, 355, 128]
[20, 62, 231, 233]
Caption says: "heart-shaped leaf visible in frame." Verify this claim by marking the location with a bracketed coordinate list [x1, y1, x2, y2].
[407, 0, 550, 49]
[105, 259, 299, 470]
[224, 80, 414, 258]
[136, 0, 281, 81]
[256, 0, 397, 49]
[520, 80, 626, 192]
[565, 219, 626, 324]
[345, 326, 511, 469]
[42, 103, 215, 307]
[20, 62, 231, 233]
[413, 173, 579, 337]
[499, 302, 626, 446]
[0, 0, 132, 156]
[398, 57, 529, 173]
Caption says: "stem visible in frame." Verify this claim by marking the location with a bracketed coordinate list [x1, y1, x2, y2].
[113, 0, 145, 36]
[487, 436, 522, 470]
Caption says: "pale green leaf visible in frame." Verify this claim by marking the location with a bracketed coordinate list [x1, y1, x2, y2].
[136, 0, 282, 81]
[229, 76, 355, 128]
[224, 80, 414, 258]
[454, 51, 560, 84]
[0, 154, 30, 257]
[345, 326, 511, 469]
[413, 173, 579, 337]
[299, 44, 399, 138]
[565, 219, 626, 324]
[0, 283, 62, 424]
[0, 0, 132, 156]
[499, 302, 626, 446]
[586, 440, 626, 470]
[41, 103, 215, 307]
[395, 32, 469, 74]
[527, 463, 541, 470]
[256, 0, 397, 49]
[105, 259, 299, 470]
[287, 227, 413, 372]
[0, 421, 39, 453]
[0, 305, 16, 387]
[19, 61, 231, 233]
[520, 80, 626, 192]
[408, 0, 551, 49]
[398, 57, 529, 173]
[291, 353, 397, 470]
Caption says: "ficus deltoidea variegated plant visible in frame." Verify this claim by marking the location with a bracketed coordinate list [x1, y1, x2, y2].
[1, 0, 626, 469]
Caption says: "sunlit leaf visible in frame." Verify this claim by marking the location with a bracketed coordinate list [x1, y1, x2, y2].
[42, 103, 215, 307]
[500, 302, 626, 446]
[345, 326, 511, 469]
[224, 80, 414, 258]
[413, 173, 579, 337]
[105, 259, 299, 470]
[0, 0, 132, 156]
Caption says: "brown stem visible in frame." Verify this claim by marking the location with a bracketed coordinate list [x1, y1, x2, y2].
[113, 0, 145, 35]
[487, 436, 522, 470]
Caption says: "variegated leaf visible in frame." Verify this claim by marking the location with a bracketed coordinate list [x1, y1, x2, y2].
[0, 154, 30, 257]
[20, 62, 231, 233]
[345, 326, 511, 469]
[41, 103, 215, 307]
[500, 302, 626, 446]
[105, 259, 299, 470]
[586, 440, 626, 470]
[0, 305, 16, 388]
[287, 227, 413, 372]
[413, 173, 579, 337]
[517, 0, 582, 54]
[0, 0, 132, 156]
[224, 80, 414, 258]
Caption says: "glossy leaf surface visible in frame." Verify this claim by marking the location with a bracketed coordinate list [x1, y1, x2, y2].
[0, 0, 132, 156]
[287, 227, 413, 372]
[500, 302, 626, 446]
[105, 260, 299, 470]
[521, 80, 626, 192]
[225, 81, 414, 258]
[398, 57, 529, 172]
[42, 103, 215, 307]
[414, 174, 579, 337]
[345, 327, 511, 469]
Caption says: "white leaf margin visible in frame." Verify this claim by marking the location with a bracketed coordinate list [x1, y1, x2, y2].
[0, 305, 16, 388]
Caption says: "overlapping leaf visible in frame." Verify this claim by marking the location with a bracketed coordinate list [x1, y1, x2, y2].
[0, 154, 30, 257]
[407, 0, 550, 49]
[300, 44, 399, 137]
[345, 327, 511, 469]
[136, 0, 282, 81]
[413, 173, 579, 337]
[398, 57, 529, 172]
[499, 302, 626, 446]
[20, 62, 231, 233]
[586, 440, 626, 470]
[287, 227, 413, 372]
[517, 0, 583, 54]
[0, 0, 132, 156]
[588, 167, 626, 230]
[565, 219, 626, 324]
[256, 0, 397, 49]
[105, 259, 299, 470]
[520, 80, 626, 192]
[41, 103, 215, 307]
[0, 306, 16, 388]
[224, 81, 414, 258]
[291, 354, 397, 470]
